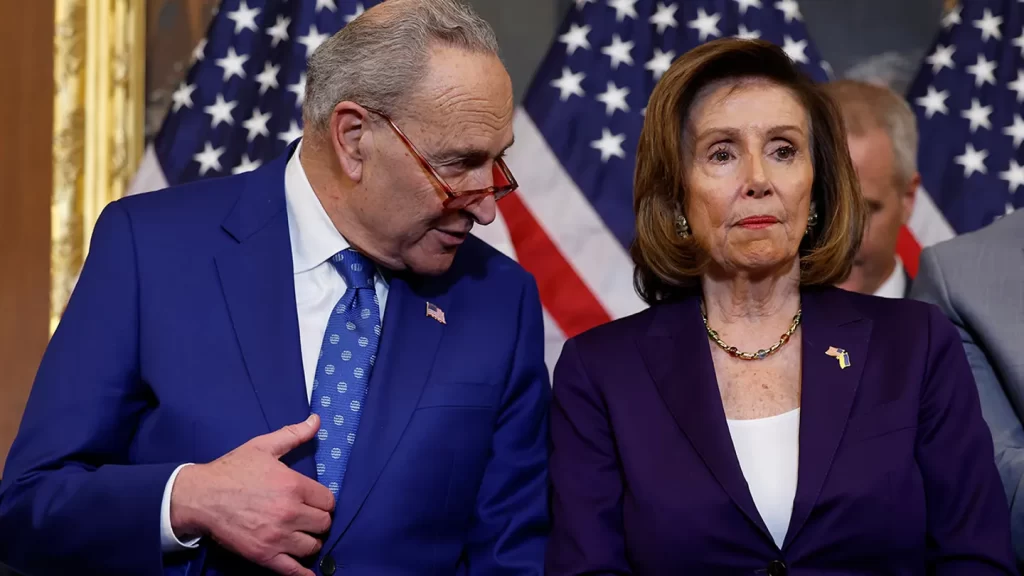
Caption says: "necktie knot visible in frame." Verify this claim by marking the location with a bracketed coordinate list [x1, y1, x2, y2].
[330, 249, 374, 289]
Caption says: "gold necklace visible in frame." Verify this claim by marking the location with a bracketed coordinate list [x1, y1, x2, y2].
[700, 305, 802, 361]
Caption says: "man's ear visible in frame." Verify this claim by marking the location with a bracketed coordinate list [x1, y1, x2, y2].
[900, 171, 920, 225]
[329, 102, 370, 183]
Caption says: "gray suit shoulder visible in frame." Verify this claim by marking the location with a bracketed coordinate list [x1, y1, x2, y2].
[924, 210, 1024, 263]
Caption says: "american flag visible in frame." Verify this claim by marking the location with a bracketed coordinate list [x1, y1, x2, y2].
[129, 0, 378, 195]
[426, 302, 447, 325]
[903, 0, 1023, 269]
[127, 0, 833, 372]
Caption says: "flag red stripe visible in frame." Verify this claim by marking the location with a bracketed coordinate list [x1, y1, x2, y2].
[896, 225, 922, 278]
[497, 192, 612, 338]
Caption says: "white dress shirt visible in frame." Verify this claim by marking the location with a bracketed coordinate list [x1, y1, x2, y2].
[726, 408, 801, 549]
[159, 140, 389, 552]
[873, 257, 907, 299]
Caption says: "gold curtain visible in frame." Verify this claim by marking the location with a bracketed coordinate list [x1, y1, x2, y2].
[51, 0, 146, 334]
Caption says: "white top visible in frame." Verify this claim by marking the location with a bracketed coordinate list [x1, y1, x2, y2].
[726, 408, 801, 549]
[159, 139, 390, 552]
[873, 256, 906, 299]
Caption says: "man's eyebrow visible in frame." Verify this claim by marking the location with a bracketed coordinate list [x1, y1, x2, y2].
[431, 138, 516, 163]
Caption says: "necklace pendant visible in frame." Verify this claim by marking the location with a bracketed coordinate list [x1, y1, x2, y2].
[756, 349, 767, 359]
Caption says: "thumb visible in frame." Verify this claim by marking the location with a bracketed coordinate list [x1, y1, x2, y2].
[258, 414, 319, 458]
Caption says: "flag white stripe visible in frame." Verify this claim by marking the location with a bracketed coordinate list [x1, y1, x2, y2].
[908, 185, 956, 247]
[127, 145, 170, 196]
[506, 110, 647, 321]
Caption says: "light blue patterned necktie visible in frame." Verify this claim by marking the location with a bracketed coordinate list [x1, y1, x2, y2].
[311, 248, 381, 496]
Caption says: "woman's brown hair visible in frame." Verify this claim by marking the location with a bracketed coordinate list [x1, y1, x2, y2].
[631, 38, 865, 305]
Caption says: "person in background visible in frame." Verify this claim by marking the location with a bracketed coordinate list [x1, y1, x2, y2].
[0, 1, 550, 574]
[823, 79, 919, 298]
[911, 208, 1024, 567]
[545, 37, 1017, 574]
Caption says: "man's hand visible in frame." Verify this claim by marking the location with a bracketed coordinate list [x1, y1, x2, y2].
[170, 414, 334, 576]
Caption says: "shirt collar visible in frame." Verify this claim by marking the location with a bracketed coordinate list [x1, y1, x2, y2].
[873, 256, 906, 299]
[285, 139, 351, 274]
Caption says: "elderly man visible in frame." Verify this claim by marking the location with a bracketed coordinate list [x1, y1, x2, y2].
[911, 209, 1024, 565]
[0, 1, 550, 575]
[823, 79, 919, 298]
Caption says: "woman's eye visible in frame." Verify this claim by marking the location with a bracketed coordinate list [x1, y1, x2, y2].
[711, 149, 731, 163]
[775, 145, 796, 160]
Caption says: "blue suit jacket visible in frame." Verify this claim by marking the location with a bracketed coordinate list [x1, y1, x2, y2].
[0, 144, 551, 576]
[546, 286, 1017, 575]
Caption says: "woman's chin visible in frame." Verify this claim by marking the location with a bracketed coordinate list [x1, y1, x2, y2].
[722, 251, 799, 278]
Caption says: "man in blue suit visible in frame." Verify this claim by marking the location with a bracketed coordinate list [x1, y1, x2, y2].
[0, 1, 550, 574]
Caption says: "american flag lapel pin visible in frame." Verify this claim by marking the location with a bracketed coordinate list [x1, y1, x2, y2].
[825, 346, 851, 369]
[426, 302, 446, 325]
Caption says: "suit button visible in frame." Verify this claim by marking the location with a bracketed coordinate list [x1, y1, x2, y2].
[320, 556, 336, 576]
[767, 560, 787, 576]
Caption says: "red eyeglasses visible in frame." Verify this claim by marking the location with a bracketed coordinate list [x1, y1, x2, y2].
[361, 105, 518, 211]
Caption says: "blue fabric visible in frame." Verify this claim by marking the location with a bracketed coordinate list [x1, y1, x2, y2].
[0, 143, 551, 576]
[311, 250, 381, 496]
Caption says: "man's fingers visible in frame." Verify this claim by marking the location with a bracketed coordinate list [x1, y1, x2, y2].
[283, 531, 324, 559]
[265, 554, 316, 576]
[259, 414, 319, 458]
[295, 475, 336, 512]
[290, 507, 333, 536]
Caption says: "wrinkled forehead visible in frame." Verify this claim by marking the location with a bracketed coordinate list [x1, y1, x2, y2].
[401, 46, 515, 147]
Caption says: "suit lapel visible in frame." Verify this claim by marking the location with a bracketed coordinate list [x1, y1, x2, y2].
[640, 295, 772, 540]
[782, 287, 872, 550]
[215, 144, 316, 478]
[325, 273, 450, 551]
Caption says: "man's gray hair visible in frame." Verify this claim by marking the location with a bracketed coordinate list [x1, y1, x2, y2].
[822, 78, 919, 185]
[302, 0, 500, 133]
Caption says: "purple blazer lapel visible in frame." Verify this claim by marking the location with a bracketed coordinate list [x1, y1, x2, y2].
[639, 294, 773, 542]
[782, 286, 872, 550]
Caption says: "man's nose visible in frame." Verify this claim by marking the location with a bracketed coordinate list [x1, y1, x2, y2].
[463, 193, 497, 225]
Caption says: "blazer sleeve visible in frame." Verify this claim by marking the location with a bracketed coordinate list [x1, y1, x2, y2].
[546, 337, 632, 576]
[915, 302, 1018, 574]
[0, 202, 177, 576]
[913, 247, 1024, 564]
[456, 277, 551, 576]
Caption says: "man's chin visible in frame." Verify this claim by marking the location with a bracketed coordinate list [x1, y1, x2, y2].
[406, 251, 458, 277]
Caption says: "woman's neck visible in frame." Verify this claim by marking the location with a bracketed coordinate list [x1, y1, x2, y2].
[700, 260, 801, 326]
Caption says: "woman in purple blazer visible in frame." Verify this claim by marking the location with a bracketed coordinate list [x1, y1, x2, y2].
[546, 38, 1017, 575]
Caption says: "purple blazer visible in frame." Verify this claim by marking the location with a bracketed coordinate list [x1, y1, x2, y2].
[547, 285, 1017, 575]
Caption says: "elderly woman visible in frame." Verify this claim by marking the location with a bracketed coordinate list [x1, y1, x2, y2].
[545, 38, 1016, 575]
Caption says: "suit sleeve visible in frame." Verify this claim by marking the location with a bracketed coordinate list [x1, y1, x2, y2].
[545, 337, 632, 576]
[912, 248, 1024, 564]
[914, 301, 1018, 574]
[0, 201, 178, 576]
[456, 277, 551, 575]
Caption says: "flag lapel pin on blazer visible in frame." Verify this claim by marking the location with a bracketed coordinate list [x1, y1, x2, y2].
[826, 346, 851, 369]
[426, 302, 446, 324]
